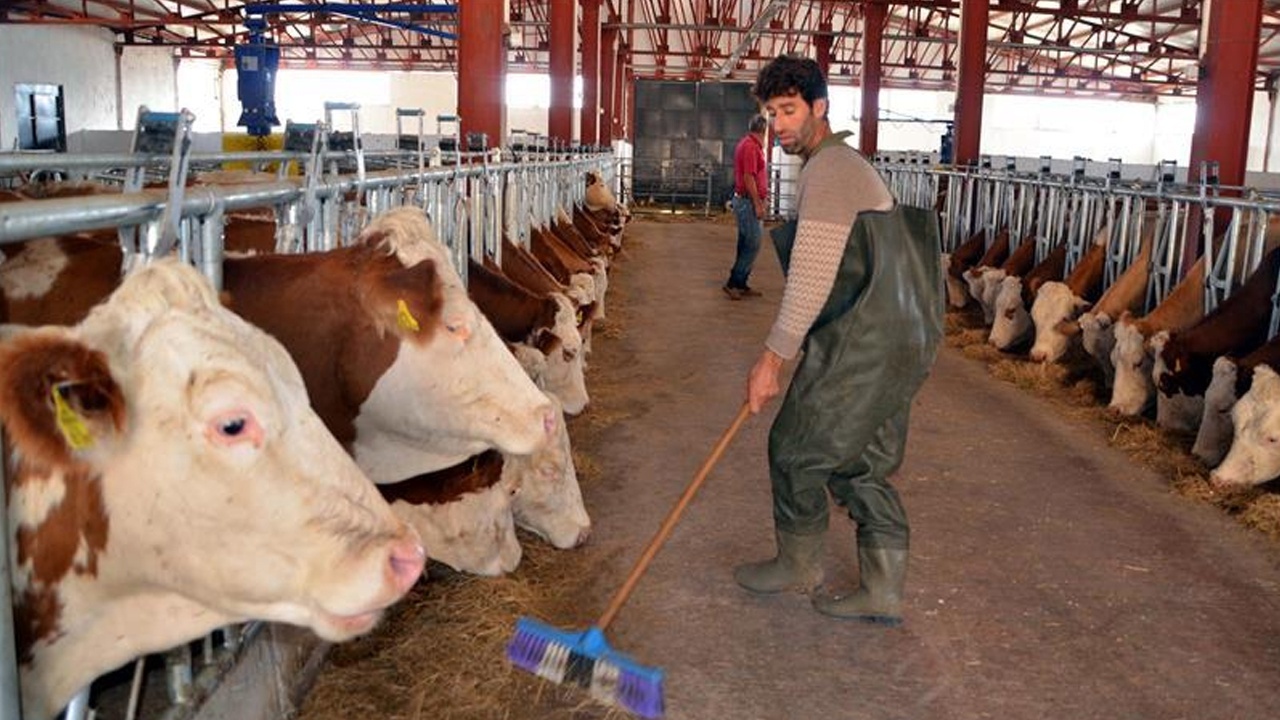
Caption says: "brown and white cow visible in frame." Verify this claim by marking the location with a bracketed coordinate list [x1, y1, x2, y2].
[378, 450, 522, 575]
[988, 243, 1069, 350]
[1210, 364, 1280, 487]
[1028, 224, 1113, 363]
[1108, 255, 1207, 416]
[1193, 335, 1280, 466]
[1079, 227, 1158, 388]
[222, 208, 558, 483]
[1, 259, 424, 720]
[467, 258, 590, 414]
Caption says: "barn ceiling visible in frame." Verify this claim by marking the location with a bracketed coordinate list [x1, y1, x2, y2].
[4, 1, 1280, 99]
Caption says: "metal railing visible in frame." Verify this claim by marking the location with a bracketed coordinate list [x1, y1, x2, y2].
[0, 147, 618, 720]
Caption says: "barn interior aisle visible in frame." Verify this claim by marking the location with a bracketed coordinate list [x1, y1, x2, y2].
[302, 216, 1280, 720]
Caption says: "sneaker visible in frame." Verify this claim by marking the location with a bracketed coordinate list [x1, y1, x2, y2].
[722, 285, 743, 300]
[740, 286, 763, 298]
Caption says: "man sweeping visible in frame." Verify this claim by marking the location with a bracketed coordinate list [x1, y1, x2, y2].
[734, 53, 945, 625]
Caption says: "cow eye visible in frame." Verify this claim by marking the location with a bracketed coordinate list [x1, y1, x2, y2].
[220, 417, 247, 437]
[207, 409, 263, 448]
[563, 348, 577, 362]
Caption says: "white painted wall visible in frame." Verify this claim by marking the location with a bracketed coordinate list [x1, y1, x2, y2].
[0, 25, 180, 152]
[0, 25, 118, 150]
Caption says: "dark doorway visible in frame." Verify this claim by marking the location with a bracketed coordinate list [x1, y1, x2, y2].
[14, 83, 66, 152]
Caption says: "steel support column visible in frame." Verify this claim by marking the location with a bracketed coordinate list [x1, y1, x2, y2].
[625, 66, 636, 141]
[549, 0, 576, 145]
[457, 0, 506, 151]
[1184, 0, 1263, 270]
[859, 1, 886, 157]
[1188, 0, 1262, 187]
[814, 31, 833, 78]
[953, 0, 989, 167]
[601, 26, 618, 145]
[580, 0, 601, 146]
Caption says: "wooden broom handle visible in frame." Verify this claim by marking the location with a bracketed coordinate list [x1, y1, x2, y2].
[597, 402, 753, 631]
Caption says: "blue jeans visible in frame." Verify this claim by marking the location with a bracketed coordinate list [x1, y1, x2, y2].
[728, 195, 763, 289]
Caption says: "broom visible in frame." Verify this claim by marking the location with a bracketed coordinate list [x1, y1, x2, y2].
[506, 402, 753, 718]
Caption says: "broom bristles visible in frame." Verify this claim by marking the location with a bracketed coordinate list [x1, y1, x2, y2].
[506, 616, 665, 718]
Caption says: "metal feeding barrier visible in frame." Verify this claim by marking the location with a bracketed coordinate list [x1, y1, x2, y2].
[0, 143, 619, 720]
[873, 154, 1280, 338]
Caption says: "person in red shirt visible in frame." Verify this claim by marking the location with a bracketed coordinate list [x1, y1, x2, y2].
[724, 114, 769, 300]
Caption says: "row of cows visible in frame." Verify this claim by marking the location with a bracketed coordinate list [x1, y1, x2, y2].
[0, 169, 629, 719]
[944, 213, 1280, 490]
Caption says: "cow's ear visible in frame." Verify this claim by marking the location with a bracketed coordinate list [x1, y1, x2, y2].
[361, 255, 444, 341]
[532, 328, 561, 355]
[0, 330, 125, 468]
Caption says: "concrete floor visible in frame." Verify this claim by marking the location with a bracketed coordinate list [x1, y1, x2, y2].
[571, 215, 1280, 720]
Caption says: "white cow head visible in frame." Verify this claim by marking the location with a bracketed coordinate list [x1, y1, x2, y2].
[988, 276, 1033, 350]
[1193, 357, 1240, 466]
[1109, 320, 1155, 415]
[539, 293, 590, 415]
[387, 453, 523, 577]
[1212, 364, 1280, 487]
[350, 208, 558, 480]
[1, 260, 424, 720]
[1029, 281, 1089, 363]
[508, 392, 592, 549]
[1079, 310, 1117, 388]
[589, 256, 610, 321]
[977, 268, 1007, 325]
[963, 265, 992, 306]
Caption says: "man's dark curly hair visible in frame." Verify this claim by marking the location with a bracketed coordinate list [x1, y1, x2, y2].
[752, 54, 828, 107]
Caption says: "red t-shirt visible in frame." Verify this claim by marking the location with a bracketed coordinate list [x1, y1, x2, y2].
[733, 132, 768, 202]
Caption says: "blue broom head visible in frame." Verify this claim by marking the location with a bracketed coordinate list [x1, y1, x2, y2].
[507, 616, 665, 718]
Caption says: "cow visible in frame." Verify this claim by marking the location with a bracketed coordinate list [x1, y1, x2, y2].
[221, 207, 560, 483]
[0, 234, 123, 326]
[1, 259, 425, 720]
[1193, 335, 1280, 466]
[987, 243, 1068, 350]
[1210, 364, 1280, 487]
[945, 230, 990, 308]
[1108, 255, 1207, 416]
[500, 235, 599, 361]
[378, 450, 522, 576]
[960, 227, 1011, 306]
[1079, 227, 1158, 388]
[968, 235, 1039, 325]
[1028, 225, 1113, 363]
[1155, 246, 1280, 401]
[467, 258, 590, 414]
[1148, 243, 1280, 433]
[378, 390, 592, 568]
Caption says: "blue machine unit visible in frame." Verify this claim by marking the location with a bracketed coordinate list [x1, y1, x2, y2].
[235, 17, 281, 137]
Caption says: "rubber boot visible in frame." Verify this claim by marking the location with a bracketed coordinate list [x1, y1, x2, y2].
[734, 530, 824, 594]
[811, 546, 907, 626]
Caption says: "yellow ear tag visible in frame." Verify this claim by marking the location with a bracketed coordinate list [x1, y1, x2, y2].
[51, 384, 94, 450]
[396, 299, 421, 333]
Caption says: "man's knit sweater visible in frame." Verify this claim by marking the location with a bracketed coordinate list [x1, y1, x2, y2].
[765, 140, 895, 360]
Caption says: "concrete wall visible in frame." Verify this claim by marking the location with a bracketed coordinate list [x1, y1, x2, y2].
[0, 25, 179, 152]
[0, 25, 118, 150]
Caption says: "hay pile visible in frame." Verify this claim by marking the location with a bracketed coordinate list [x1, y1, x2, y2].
[941, 306, 1280, 542]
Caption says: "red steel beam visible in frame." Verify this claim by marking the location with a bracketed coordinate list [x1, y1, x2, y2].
[860, 0, 885, 157]
[953, 0, 988, 166]
[601, 24, 617, 144]
[457, 0, 506, 151]
[1185, 0, 1264, 269]
[581, 0, 601, 145]
[549, 0, 575, 144]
